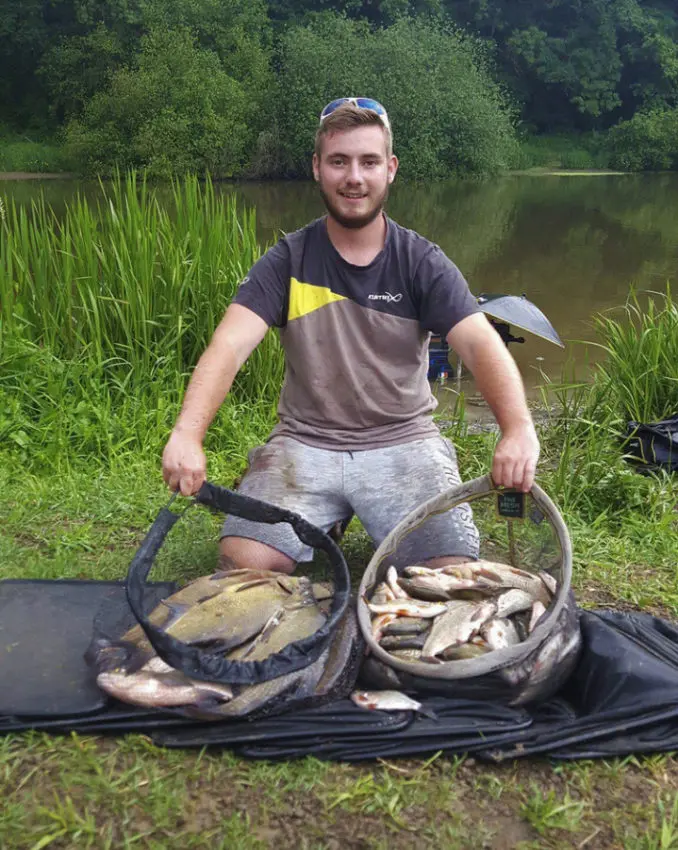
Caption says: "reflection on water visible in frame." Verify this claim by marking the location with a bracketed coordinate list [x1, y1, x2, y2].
[2, 173, 676, 407]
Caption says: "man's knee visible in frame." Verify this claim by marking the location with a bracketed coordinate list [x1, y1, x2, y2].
[218, 536, 296, 575]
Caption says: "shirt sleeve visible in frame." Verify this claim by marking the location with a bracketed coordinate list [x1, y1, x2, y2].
[414, 244, 480, 336]
[232, 238, 289, 328]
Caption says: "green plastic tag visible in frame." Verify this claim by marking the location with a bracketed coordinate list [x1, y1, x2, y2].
[497, 491, 525, 520]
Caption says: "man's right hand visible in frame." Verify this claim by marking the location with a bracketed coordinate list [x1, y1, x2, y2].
[162, 431, 207, 496]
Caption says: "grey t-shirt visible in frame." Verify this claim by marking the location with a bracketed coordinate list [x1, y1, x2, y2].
[234, 215, 479, 450]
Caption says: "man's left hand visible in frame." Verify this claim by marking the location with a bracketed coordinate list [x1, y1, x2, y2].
[491, 423, 540, 492]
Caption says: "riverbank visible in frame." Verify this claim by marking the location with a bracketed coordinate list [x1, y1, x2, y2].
[0, 171, 76, 180]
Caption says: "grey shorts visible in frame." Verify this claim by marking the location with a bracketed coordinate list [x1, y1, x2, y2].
[220, 435, 480, 564]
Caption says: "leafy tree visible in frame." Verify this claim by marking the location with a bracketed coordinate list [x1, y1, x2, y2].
[607, 107, 678, 169]
[274, 13, 518, 178]
[65, 27, 251, 176]
[443, 0, 678, 131]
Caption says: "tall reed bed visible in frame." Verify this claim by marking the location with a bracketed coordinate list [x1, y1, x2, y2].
[0, 174, 283, 468]
[589, 288, 678, 424]
[0, 172, 283, 398]
[538, 288, 678, 522]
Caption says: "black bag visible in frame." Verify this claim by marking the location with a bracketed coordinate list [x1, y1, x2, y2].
[92, 481, 363, 719]
[625, 415, 678, 474]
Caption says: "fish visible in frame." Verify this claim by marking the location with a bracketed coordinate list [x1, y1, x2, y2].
[480, 617, 521, 651]
[422, 599, 497, 659]
[439, 642, 490, 661]
[96, 670, 233, 709]
[398, 574, 478, 601]
[381, 617, 431, 636]
[367, 599, 449, 618]
[442, 560, 553, 604]
[529, 601, 548, 633]
[228, 594, 326, 662]
[388, 649, 424, 661]
[494, 589, 535, 618]
[386, 566, 408, 599]
[371, 613, 398, 642]
[94, 571, 341, 718]
[370, 581, 396, 605]
[350, 689, 437, 719]
[380, 633, 427, 651]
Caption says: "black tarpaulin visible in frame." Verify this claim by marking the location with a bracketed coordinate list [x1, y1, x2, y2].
[4, 579, 678, 762]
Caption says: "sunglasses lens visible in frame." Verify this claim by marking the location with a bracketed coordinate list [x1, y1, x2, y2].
[320, 98, 351, 120]
[355, 98, 386, 116]
[319, 97, 390, 130]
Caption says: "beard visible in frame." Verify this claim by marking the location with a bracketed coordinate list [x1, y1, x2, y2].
[318, 181, 389, 230]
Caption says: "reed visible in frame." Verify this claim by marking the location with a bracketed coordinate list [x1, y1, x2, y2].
[0, 172, 284, 403]
[588, 287, 678, 425]
[0, 173, 284, 468]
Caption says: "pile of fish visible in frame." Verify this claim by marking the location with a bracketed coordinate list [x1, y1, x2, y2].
[91, 568, 354, 719]
[366, 559, 558, 664]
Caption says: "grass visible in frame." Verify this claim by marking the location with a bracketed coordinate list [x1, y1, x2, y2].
[0, 133, 71, 174]
[513, 132, 612, 171]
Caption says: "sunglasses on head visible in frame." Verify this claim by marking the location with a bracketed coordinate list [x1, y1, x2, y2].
[319, 97, 391, 131]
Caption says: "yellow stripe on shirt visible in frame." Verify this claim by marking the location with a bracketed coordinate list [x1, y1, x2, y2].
[288, 277, 346, 321]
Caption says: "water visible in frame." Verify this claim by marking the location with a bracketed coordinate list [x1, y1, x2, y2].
[3, 172, 677, 408]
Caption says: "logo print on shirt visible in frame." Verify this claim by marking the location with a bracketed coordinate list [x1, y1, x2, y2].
[368, 292, 403, 303]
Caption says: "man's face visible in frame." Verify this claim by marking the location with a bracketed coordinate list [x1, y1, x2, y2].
[313, 125, 398, 229]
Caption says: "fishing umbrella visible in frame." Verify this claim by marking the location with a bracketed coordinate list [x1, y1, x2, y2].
[476, 293, 564, 348]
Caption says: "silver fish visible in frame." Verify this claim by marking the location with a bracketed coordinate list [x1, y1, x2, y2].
[440, 642, 490, 661]
[351, 690, 434, 718]
[480, 617, 521, 650]
[495, 589, 535, 618]
[443, 560, 552, 604]
[398, 574, 477, 601]
[380, 633, 427, 651]
[371, 581, 396, 605]
[367, 599, 449, 618]
[422, 600, 497, 659]
[386, 566, 409, 599]
[371, 613, 398, 642]
[529, 600, 548, 633]
[96, 670, 233, 708]
[381, 617, 431, 636]
[388, 649, 424, 661]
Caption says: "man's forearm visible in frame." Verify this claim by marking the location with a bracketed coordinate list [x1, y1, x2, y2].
[172, 339, 240, 442]
[456, 329, 534, 434]
[472, 346, 533, 434]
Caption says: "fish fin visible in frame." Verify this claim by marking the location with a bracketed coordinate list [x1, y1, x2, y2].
[418, 707, 439, 722]
[234, 578, 275, 592]
[159, 600, 191, 627]
[276, 575, 297, 594]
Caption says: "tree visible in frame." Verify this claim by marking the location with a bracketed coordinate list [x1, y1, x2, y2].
[66, 27, 252, 176]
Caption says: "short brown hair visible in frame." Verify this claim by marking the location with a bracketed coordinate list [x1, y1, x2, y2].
[314, 104, 393, 158]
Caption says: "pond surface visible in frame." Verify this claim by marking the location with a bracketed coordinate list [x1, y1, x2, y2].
[3, 173, 677, 408]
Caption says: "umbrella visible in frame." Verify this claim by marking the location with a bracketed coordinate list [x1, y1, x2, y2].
[476, 293, 564, 348]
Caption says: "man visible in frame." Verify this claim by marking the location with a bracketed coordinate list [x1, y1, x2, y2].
[162, 97, 539, 574]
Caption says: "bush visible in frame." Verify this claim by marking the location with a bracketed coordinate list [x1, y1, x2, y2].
[607, 109, 678, 171]
[65, 28, 252, 177]
[272, 14, 519, 179]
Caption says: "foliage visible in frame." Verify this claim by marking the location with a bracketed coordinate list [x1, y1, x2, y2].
[607, 107, 678, 170]
[274, 13, 519, 179]
[64, 27, 254, 177]
[536, 288, 678, 522]
[0, 174, 284, 465]
[513, 133, 611, 170]
[0, 136, 72, 173]
[589, 288, 678, 424]
[443, 0, 678, 132]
